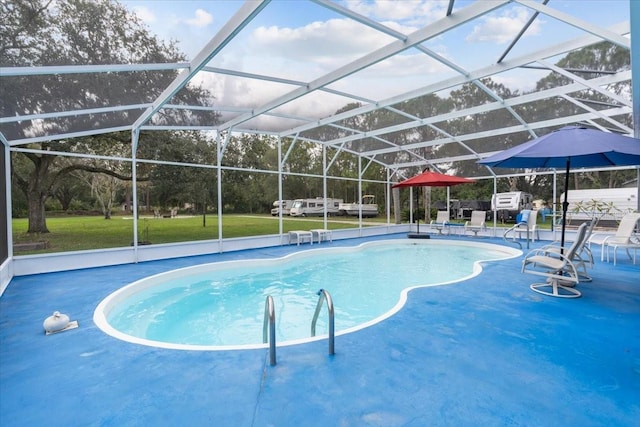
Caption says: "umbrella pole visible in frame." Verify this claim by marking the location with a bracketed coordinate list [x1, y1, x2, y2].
[560, 158, 571, 252]
[416, 186, 420, 233]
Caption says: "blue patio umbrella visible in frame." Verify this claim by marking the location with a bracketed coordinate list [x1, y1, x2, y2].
[478, 126, 640, 249]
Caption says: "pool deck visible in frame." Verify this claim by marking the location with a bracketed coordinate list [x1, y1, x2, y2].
[1, 233, 639, 426]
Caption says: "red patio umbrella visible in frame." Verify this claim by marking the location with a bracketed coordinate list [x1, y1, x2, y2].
[392, 170, 477, 188]
[393, 170, 476, 234]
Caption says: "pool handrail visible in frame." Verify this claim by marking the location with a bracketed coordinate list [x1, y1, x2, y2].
[311, 289, 335, 355]
[262, 295, 276, 366]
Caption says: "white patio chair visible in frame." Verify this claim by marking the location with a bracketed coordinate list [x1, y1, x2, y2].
[464, 210, 486, 237]
[522, 221, 589, 298]
[429, 211, 450, 234]
[587, 213, 640, 265]
[588, 213, 640, 264]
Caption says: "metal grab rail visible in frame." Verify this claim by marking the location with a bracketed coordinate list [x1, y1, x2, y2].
[503, 222, 530, 249]
[262, 295, 276, 366]
[311, 289, 335, 355]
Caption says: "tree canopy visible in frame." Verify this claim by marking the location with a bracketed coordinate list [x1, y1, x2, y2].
[3, 1, 635, 234]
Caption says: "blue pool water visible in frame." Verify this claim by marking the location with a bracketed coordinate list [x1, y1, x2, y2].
[94, 240, 519, 349]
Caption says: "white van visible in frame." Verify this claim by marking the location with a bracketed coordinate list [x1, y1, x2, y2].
[289, 197, 343, 217]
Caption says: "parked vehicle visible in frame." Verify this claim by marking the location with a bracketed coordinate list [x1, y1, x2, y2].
[289, 197, 343, 217]
[338, 195, 378, 217]
[271, 200, 294, 216]
[491, 191, 533, 222]
[437, 199, 491, 220]
[561, 188, 638, 223]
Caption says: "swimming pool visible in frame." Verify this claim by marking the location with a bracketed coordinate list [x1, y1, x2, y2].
[94, 240, 520, 350]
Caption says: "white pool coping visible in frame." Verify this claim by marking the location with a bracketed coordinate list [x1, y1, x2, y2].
[93, 239, 522, 351]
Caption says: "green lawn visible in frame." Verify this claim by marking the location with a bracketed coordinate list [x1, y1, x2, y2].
[11, 214, 388, 254]
[11, 213, 555, 255]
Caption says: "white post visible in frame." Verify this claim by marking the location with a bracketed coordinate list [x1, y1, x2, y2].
[131, 129, 139, 262]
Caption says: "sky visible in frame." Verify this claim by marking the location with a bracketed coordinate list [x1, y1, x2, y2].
[118, 0, 632, 129]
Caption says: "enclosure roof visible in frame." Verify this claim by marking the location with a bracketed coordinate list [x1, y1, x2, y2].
[1, 0, 637, 177]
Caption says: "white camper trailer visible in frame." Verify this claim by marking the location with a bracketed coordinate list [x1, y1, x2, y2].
[338, 195, 379, 217]
[271, 200, 293, 216]
[562, 188, 638, 223]
[491, 191, 534, 222]
[289, 197, 343, 217]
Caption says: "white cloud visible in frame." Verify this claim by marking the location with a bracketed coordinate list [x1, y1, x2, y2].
[186, 9, 213, 28]
[132, 6, 156, 24]
[361, 52, 449, 78]
[346, 0, 449, 26]
[197, 15, 458, 126]
[465, 8, 543, 44]
[250, 18, 395, 66]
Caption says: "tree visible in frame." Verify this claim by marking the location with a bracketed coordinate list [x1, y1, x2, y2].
[84, 172, 123, 219]
[52, 173, 89, 211]
[2, 0, 217, 233]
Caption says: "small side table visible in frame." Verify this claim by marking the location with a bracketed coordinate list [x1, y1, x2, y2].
[310, 229, 332, 243]
[288, 231, 313, 245]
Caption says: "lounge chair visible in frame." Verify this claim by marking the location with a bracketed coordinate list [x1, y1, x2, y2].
[429, 211, 450, 234]
[464, 210, 486, 237]
[588, 213, 640, 265]
[542, 219, 596, 281]
[522, 221, 589, 298]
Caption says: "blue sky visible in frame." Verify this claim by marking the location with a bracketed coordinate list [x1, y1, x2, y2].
[121, 0, 631, 58]
[118, 0, 632, 126]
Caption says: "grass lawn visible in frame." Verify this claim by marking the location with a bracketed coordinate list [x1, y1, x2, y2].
[11, 214, 389, 254]
[11, 213, 556, 255]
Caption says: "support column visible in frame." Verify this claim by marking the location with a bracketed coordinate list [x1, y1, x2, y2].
[631, 0, 640, 209]
[131, 129, 140, 262]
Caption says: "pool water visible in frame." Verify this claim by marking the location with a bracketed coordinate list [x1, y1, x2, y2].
[96, 240, 518, 349]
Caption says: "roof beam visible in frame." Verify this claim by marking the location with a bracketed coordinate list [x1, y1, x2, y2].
[316, 0, 537, 142]
[537, 59, 632, 107]
[323, 71, 631, 147]
[446, 0, 455, 16]
[0, 104, 150, 124]
[514, 0, 630, 48]
[312, 0, 407, 41]
[8, 125, 132, 146]
[281, 22, 629, 139]
[365, 106, 630, 158]
[0, 63, 188, 76]
[131, 0, 270, 130]
[497, 0, 549, 63]
[219, 0, 509, 131]
[396, 153, 484, 168]
[559, 95, 633, 134]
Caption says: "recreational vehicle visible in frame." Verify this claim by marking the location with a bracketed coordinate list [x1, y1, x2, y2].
[491, 191, 533, 222]
[338, 195, 378, 217]
[562, 188, 638, 223]
[437, 199, 491, 220]
[270, 200, 293, 216]
[289, 197, 343, 217]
